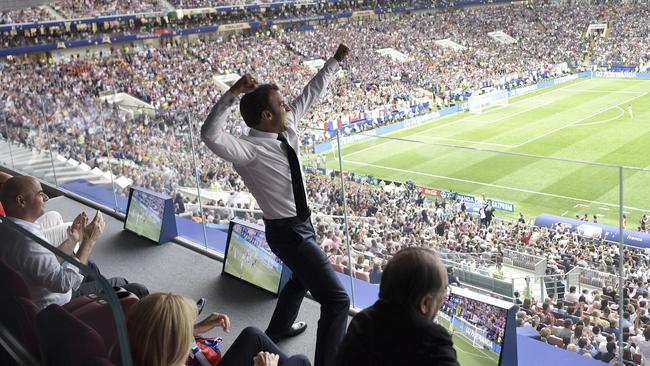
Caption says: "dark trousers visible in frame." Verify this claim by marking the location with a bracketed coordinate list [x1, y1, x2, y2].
[220, 327, 310, 366]
[263, 217, 349, 366]
[73, 276, 150, 300]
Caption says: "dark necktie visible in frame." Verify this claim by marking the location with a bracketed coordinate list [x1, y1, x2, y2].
[277, 133, 310, 220]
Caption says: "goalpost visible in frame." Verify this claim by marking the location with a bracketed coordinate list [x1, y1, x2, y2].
[468, 89, 509, 114]
[450, 316, 493, 350]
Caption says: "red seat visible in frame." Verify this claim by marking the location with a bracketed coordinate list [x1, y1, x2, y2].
[633, 353, 642, 365]
[0, 258, 31, 301]
[331, 263, 345, 273]
[70, 289, 139, 350]
[354, 271, 370, 282]
[0, 297, 41, 365]
[0, 257, 137, 352]
[36, 304, 114, 366]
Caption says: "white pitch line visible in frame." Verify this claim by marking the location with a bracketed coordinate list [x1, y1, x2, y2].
[463, 99, 556, 125]
[562, 210, 569, 216]
[557, 89, 648, 94]
[571, 106, 624, 127]
[574, 203, 589, 208]
[411, 78, 592, 137]
[338, 78, 615, 158]
[414, 135, 516, 147]
[343, 159, 650, 212]
[512, 92, 648, 148]
[599, 207, 611, 211]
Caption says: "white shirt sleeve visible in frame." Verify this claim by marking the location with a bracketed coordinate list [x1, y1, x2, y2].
[201, 90, 258, 166]
[21, 239, 84, 293]
[287, 57, 341, 126]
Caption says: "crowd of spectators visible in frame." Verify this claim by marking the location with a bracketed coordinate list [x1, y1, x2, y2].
[3, 4, 650, 363]
[52, 0, 166, 19]
[2, 1, 650, 285]
[0, 6, 55, 25]
[590, 0, 650, 69]
[517, 284, 650, 364]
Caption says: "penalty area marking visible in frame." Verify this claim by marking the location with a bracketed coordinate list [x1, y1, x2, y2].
[571, 106, 624, 127]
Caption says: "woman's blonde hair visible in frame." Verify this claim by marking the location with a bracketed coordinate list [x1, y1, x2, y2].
[127, 293, 197, 366]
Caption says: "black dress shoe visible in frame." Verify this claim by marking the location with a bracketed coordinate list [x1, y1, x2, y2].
[196, 298, 206, 315]
[269, 321, 308, 342]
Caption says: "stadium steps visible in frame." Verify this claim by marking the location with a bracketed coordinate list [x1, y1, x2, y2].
[42, 5, 65, 21]
[0, 140, 110, 185]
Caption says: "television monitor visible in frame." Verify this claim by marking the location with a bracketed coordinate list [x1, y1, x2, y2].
[222, 219, 288, 295]
[437, 286, 517, 366]
[124, 187, 176, 244]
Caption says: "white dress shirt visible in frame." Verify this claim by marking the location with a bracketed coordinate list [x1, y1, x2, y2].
[0, 217, 84, 309]
[202, 57, 340, 219]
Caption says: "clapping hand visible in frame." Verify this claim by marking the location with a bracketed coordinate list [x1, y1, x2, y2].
[66, 212, 88, 243]
[83, 210, 105, 243]
[230, 74, 257, 95]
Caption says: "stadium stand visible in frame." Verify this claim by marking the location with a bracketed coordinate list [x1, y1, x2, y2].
[3, 0, 650, 364]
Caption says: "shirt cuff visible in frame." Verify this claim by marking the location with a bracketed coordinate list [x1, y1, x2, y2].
[62, 260, 81, 273]
[62, 261, 86, 283]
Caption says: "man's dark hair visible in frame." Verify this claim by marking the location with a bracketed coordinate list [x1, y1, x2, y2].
[239, 84, 280, 128]
[578, 338, 588, 348]
[379, 247, 444, 310]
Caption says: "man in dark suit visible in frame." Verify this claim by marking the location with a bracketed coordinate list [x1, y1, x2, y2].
[337, 247, 459, 366]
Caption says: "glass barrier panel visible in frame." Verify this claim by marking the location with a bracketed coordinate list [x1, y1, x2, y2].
[172, 112, 211, 251]
[0, 105, 16, 169]
[303, 127, 358, 308]
[327, 124, 621, 311]
[7, 94, 62, 183]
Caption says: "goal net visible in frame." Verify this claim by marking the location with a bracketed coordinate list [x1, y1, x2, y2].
[452, 316, 492, 350]
[468, 89, 509, 114]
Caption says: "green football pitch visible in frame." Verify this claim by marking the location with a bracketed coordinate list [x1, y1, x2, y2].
[125, 199, 162, 242]
[224, 235, 282, 294]
[322, 78, 650, 225]
[436, 316, 500, 366]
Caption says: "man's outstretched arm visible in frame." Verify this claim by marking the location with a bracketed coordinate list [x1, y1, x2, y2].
[289, 44, 350, 124]
[201, 74, 258, 165]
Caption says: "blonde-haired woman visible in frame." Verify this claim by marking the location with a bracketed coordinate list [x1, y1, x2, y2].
[126, 293, 310, 366]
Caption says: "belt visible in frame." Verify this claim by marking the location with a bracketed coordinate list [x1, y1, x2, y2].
[263, 210, 312, 226]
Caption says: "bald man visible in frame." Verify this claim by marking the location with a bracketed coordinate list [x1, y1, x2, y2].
[0, 176, 147, 309]
[0, 171, 71, 246]
[337, 247, 459, 366]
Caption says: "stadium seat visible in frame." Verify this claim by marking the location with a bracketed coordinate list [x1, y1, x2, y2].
[0, 297, 41, 365]
[331, 262, 345, 273]
[355, 271, 370, 282]
[0, 258, 31, 300]
[36, 304, 114, 366]
[67, 288, 139, 350]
